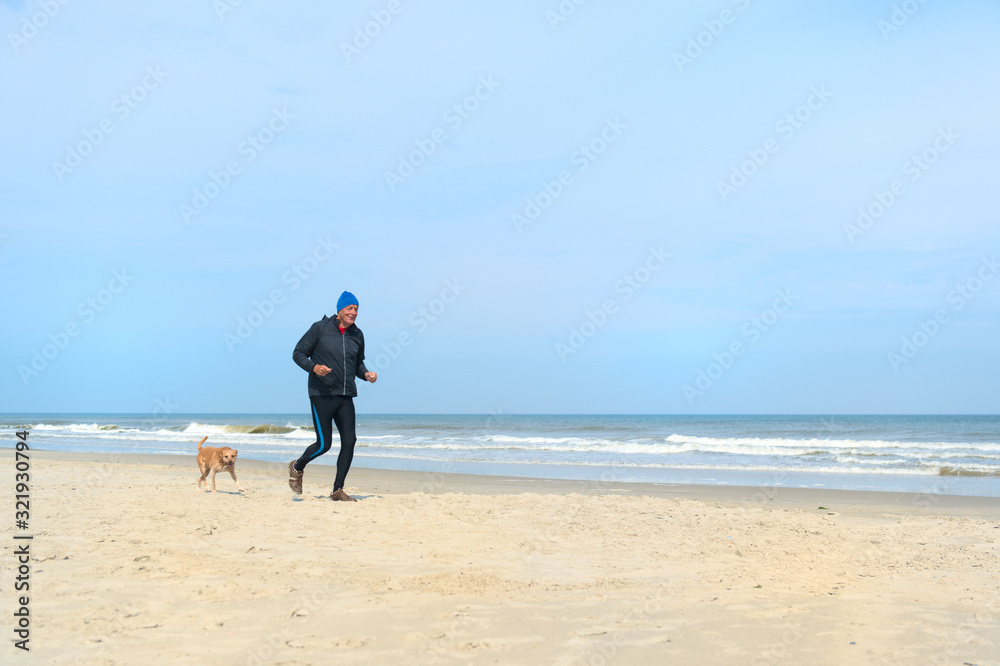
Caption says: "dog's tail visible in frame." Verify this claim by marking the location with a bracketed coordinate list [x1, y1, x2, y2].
[197, 435, 208, 450]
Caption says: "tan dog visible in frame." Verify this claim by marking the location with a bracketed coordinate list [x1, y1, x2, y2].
[196, 436, 243, 493]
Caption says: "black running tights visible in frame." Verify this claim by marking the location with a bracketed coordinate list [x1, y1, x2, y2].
[294, 395, 356, 491]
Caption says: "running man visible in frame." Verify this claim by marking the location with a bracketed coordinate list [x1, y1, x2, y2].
[289, 291, 377, 501]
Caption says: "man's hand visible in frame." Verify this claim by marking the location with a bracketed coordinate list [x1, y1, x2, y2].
[313, 364, 332, 377]
[365, 371, 378, 383]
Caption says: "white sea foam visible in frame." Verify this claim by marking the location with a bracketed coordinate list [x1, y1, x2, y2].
[26, 423, 1000, 455]
[352, 452, 944, 476]
[486, 435, 588, 445]
[31, 422, 115, 433]
[20, 420, 1000, 479]
[282, 429, 315, 439]
[664, 433, 1000, 453]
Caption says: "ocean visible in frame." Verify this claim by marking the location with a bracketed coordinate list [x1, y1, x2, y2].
[3, 414, 999, 497]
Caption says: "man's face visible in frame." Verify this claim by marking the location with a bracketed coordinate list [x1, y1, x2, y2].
[338, 304, 358, 326]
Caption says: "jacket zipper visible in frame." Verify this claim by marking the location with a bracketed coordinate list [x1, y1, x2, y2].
[342, 330, 347, 395]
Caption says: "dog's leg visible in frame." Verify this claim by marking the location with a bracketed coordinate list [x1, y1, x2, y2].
[228, 467, 243, 492]
[211, 469, 217, 492]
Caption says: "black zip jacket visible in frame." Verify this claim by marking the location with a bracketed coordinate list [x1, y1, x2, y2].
[292, 316, 369, 397]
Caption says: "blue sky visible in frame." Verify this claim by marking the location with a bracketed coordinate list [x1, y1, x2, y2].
[2, 0, 998, 415]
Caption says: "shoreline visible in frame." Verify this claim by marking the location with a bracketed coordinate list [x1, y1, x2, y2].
[27, 448, 1000, 513]
[9, 412, 1000, 496]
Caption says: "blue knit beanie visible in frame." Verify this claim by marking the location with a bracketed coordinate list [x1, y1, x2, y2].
[337, 291, 359, 312]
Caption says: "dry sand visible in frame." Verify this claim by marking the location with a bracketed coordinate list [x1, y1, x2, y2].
[3, 450, 999, 665]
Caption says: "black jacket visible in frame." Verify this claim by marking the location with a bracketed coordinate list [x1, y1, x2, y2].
[292, 316, 369, 398]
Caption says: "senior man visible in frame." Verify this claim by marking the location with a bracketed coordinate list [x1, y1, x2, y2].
[289, 291, 377, 501]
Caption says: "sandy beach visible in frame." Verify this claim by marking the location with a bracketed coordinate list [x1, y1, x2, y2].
[3, 450, 999, 665]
